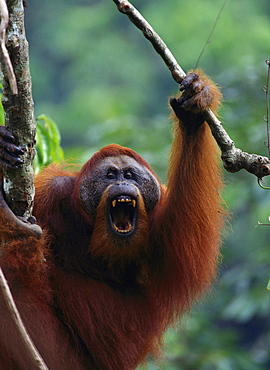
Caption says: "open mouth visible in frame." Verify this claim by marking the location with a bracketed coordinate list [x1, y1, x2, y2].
[109, 195, 137, 235]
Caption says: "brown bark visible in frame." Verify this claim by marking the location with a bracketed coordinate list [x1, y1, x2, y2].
[0, 0, 36, 218]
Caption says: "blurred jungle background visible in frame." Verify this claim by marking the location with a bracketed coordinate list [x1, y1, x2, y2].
[21, 0, 270, 368]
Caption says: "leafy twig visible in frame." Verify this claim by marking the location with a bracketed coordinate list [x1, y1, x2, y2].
[112, 0, 270, 178]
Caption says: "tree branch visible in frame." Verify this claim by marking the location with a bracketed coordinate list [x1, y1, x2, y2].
[112, 0, 185, 83]
[112, 0, 270, 178]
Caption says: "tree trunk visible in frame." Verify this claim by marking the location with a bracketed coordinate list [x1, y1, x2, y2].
[0, 0, 36, 218]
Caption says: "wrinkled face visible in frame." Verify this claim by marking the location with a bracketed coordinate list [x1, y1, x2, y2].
[79, 155, 161, 237]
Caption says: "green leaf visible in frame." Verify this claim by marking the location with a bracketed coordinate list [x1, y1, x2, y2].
[35, 114, 64, 173]
[37, 114, 62, 146]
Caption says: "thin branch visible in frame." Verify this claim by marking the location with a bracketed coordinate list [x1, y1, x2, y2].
[112, 0, 270, 178]
[0, 0, 17, 94]
[0, 267, 49, 370]
[194, 0, 228, 69]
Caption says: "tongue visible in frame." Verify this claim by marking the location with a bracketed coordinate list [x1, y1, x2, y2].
[113, 220, 132, 233]
[115, 220, 132, 231]
[114, 208, 131, 231]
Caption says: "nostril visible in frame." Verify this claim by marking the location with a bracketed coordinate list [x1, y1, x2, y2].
[115, 182, 132, 187]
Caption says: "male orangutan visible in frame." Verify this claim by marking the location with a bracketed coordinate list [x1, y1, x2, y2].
[0, 70, 223, 369]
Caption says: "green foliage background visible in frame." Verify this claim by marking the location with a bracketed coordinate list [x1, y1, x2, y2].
[20, 0, 270, 368]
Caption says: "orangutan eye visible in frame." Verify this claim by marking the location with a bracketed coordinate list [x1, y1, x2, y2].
[124, 170, 133, 180]
[107, 169, 117, 179]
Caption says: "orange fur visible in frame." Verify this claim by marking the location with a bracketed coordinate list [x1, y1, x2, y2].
[0, 70, 224, 369]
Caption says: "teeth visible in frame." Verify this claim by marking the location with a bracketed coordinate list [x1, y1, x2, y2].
[111, 197, 136, 207]
[113, 221, 133, 234]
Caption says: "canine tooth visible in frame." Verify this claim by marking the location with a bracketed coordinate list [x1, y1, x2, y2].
[131, 200, 136, 208]
[112, 199, 117, 208]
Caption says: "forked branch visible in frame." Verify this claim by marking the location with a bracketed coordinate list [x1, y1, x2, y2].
[112, 0, 270, 178]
